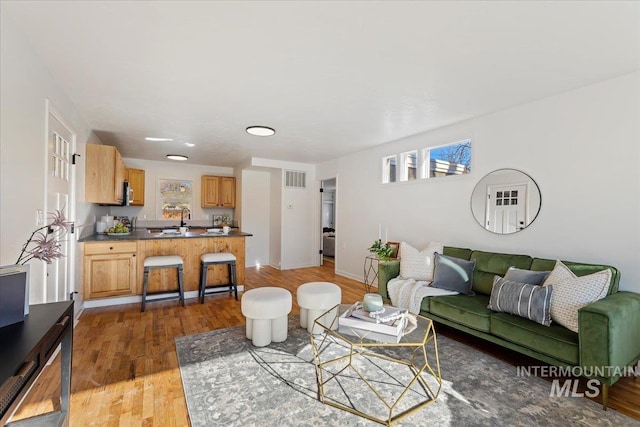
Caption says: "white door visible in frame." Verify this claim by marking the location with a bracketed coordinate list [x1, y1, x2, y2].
[46, 110, 75, 302]
[486, 184, 527, 233]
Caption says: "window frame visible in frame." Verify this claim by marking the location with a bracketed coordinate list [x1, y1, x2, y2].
[399, 150, 418, 182]
[422, 139, 471, 179]
[157, 178, 194, 221]
[381, 155, 397, 184]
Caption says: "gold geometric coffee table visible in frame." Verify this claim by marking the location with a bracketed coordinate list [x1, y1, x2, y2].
[310, 304, 441, 426]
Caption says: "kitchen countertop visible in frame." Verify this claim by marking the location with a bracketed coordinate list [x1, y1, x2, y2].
[79, 228, 252, 242]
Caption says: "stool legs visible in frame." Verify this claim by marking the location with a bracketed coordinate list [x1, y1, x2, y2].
[306, 308, 325, 334]
[251, 319, 272, 347]
[142, 267, 150, 312]
[199, 262, 207, 304]
[272, 316, 288, 343]
[200, 261, 238, 303]
[300, 308, 308, 328]
[178, 265, 185, 306]
[141, 264, 184, 312]
[245, 318, 253, 340]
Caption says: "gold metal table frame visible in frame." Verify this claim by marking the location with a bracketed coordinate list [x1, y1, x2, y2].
[310, 304, 442, 426]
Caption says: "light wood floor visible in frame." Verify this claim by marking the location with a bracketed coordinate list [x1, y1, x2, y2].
[10, 263, 640, 425]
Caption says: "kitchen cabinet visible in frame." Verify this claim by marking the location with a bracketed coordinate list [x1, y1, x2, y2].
[85, 144, 127, 204]
[127, 168, 145, 206]
[201, 175, 235, 208]
[83, 241, 137, 299]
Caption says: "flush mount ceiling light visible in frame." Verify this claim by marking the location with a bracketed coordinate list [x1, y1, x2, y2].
[184, 142, 195, 147]
[246, 126, 275, 136]
[146, 137, 173, 142]
[166, 154, 188, 161]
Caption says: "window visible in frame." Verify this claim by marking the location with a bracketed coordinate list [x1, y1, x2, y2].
[423, 140, 471, 178]
[400, 150, 417, 182]
[382, 155, 397, 183]
[159, 179, 192, 219]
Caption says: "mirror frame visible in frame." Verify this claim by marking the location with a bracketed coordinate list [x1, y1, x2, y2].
[470, 168, 541, 235]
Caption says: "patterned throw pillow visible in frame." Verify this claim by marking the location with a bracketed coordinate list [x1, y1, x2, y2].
[399, 241, 443, 281]
[542, 260, 612, 333]
[488, 277, 553, 326]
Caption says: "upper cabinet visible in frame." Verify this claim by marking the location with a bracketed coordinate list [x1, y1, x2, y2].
[127, 168, 145, 206]
[202, 175, 235, 208]
[85, 144, 127, 204]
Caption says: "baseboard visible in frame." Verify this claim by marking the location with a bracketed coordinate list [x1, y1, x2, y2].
[83, 286, 244, 309]
[334, 269, 376, 287]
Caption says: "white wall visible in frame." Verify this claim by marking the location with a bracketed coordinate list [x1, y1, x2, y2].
[269, 169, 282, 268]
[317, 72, 640, 293]
[109, 158, 234, 226]
[0, 14, 102, 307]
[240, 169, 270, 268]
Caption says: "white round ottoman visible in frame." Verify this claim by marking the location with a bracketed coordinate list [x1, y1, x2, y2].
[241, 287, 292, 347]
[297, 282, 342, 334]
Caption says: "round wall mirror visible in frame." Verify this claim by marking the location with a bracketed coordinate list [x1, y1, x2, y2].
[470, 169, 541, 234]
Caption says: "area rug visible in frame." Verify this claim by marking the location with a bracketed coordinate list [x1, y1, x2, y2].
[176, 317, 638, 426]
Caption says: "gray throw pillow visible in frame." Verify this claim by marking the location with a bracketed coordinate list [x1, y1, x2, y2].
[430, 253, 476, 295]
[504, 267, 550, 285]
[488, 276, 553, 326]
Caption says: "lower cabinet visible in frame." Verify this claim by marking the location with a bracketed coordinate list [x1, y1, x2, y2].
[83, 242, 137, 299]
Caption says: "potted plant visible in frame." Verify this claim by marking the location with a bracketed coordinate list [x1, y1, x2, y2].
[367, 239, 394, 261]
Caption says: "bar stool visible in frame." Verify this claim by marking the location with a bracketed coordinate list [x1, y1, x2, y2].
[141, 255, 185, 312]
[200, 252, 238, 303]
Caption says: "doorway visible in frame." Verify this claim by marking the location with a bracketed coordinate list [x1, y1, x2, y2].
[485, 183, 528, 234]
[320, 178, 336, 267]
[46, 104, 76, 303]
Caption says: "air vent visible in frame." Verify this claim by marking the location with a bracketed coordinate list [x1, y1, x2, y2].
[285, 170, 306, 188]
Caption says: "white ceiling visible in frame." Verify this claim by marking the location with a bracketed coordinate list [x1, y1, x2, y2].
[3, 1, 638, 167]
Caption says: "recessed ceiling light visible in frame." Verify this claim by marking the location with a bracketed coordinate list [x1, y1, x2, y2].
[146, 137, 173, 142]
[184, 142, 195, 147]
[246, 126, 275, 136]
[166, 154, 188, 161]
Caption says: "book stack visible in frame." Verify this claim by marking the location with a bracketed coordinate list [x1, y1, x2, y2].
[337, 302, 408, 343]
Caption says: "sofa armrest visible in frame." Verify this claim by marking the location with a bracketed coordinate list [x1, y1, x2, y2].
[579, 291, 640, 384]
[377, 260, 400, 300]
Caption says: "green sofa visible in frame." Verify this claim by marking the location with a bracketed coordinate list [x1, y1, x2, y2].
[377, 246, 640, 409]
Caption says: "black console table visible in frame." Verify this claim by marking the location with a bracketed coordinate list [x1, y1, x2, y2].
[0, 301, 74, 426]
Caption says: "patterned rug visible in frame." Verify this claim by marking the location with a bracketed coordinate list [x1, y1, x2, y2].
[176, 317, 638, 426]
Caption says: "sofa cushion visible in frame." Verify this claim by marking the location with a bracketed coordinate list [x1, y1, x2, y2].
[490, 312, 579, 364]
[429, 295, 492, 332]
[542, 260, 612, 333]
[488, 277, 553, 326]
[470, 251, 532, 296]
[531, 258, 620, 295]
[399, 241, 442, 281]
[443, 246, 473, 261]
[431, 253, 475, 295]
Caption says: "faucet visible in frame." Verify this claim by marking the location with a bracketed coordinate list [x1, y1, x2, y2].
[180, 208, 190, 227]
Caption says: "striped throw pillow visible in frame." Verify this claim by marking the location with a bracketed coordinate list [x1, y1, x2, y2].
[488, 276, 553, 326]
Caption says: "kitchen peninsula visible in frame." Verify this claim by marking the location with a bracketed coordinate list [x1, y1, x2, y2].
[79, 229, 252, 301]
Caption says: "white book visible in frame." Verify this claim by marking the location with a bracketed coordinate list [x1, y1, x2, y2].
[338, 325, 402, 343]
[338, 303, 407, 336]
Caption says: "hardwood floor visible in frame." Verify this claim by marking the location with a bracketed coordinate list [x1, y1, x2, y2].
[10, 263, 640, 425]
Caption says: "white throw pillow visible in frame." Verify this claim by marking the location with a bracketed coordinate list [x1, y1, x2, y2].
[399, 241, 443, 281]
[542, 260, 612, 333]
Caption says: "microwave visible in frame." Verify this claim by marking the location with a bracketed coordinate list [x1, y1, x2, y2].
[121, 181, 131, 206]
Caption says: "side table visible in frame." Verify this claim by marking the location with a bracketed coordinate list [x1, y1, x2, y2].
[363, 254, 380, 293]
[0, 301, 74, 427]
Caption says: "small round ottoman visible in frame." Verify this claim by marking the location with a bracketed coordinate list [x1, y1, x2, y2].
[297, 282, 342, 334]
[241, 287, 292, 347]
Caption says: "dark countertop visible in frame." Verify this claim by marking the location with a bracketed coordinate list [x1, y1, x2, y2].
[79, 228, 253, 243]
